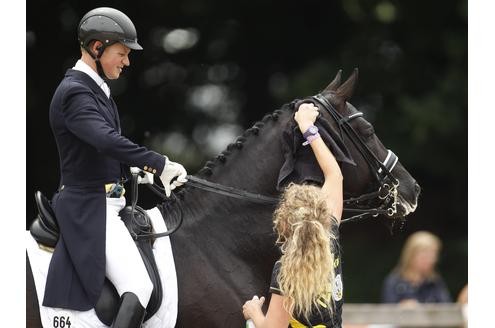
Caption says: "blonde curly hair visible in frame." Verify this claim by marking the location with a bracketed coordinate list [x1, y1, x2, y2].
[273, 183, 338, 322]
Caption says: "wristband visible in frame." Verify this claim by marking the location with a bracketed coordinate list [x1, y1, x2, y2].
[302, 125, 319, 139]
[302, 133, 321, 146]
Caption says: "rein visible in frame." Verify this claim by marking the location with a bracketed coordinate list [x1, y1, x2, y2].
[184, 176, 278, 204]
[147, 175, 278, 204]
[129, 172, 184, 240]
[146, 94, 400, 224]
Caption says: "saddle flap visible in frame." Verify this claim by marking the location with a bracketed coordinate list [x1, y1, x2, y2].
[95, 207, 163, 323]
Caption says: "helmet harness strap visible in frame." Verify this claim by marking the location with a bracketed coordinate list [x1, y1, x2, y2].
[83, 43, 109, 81]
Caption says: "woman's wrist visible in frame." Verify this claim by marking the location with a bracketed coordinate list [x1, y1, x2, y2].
[298, 121, 313, 133]
[302, 133, 321, 146]
[250, 311, 266, 327]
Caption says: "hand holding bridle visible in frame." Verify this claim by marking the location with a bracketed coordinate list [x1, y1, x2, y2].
[295, 102, 319, 133]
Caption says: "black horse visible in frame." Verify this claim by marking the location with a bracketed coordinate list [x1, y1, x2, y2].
[27, 70, 420, 327]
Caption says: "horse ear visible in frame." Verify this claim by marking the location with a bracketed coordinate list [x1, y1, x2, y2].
[336, 68, 359, 101]
[323, 69, 343, 92]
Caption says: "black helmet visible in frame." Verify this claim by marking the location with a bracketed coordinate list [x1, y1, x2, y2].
[78, 7, 143, 51]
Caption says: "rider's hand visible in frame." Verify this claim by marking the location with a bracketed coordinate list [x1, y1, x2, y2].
[294, 102, 319, 133]
[160, 157, 188, 197]
[130, 167, 154, 185]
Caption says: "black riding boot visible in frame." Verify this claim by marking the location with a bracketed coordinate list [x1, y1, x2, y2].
[111, 292, 146, 328]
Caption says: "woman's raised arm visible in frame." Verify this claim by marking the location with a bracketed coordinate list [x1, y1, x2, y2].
[294, 103, 344, 223]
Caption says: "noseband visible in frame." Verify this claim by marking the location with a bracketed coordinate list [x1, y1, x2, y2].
[147, 94, 400, 224]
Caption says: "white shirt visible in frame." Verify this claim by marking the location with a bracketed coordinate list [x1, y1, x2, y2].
[72, 60, 111, 98]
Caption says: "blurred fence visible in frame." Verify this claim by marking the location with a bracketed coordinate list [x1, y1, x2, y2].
[342, 303, 466, 328]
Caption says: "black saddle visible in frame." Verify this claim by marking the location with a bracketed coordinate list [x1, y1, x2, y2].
[30, 191, 59, 248]
[29, 191, 163, 325]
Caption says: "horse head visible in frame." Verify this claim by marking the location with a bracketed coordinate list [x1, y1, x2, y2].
[187, 68, 420, 225]
[314, 69, 420, 221]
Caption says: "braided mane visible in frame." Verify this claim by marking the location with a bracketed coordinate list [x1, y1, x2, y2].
[197, 103, 294, 177]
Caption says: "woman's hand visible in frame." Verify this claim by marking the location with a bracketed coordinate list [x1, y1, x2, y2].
[294, 102, 319, 133]
[242, 295, 265, 320]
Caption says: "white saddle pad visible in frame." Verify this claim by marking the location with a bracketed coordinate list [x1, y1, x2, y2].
[26, 207, 178, 328]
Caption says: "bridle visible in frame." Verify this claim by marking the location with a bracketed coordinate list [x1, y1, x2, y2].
[311, 93, 400, 223]
[146, 93, 401, 226]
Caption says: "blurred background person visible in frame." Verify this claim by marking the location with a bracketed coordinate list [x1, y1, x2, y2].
[457, 284, 468, 328]
[381, 231, 452, 305]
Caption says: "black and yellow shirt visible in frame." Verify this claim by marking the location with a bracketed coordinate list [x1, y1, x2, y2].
[269, 225, 343, 328]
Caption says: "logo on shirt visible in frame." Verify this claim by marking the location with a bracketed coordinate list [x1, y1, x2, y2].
[333, 274, 343, 301]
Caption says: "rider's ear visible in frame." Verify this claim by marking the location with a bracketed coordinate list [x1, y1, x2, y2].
[92, 41, 103, 56]
[323, 69, 343, 92]
[336, 68, 359, 101]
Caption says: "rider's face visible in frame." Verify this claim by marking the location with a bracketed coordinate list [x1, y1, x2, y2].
[100, 43, 131, 80]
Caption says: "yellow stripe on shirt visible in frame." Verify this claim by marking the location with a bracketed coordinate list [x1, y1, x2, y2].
[289, 318, 326, 328]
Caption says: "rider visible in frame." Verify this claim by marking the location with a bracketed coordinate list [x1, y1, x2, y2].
[42, 7, 187, 327]
[242, 103, 345, 327]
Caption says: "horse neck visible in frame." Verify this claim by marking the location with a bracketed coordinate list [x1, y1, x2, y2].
[198, 109, 292, 197]
[174, 109, 293, 244]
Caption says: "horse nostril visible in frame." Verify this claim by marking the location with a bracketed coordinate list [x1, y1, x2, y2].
[414, 182, 421, 195]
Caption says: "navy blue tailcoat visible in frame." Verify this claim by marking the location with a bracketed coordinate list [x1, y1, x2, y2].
[42, 69, 166, 310]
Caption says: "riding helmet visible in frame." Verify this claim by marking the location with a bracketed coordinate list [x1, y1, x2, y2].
[78, 7, 143, 51]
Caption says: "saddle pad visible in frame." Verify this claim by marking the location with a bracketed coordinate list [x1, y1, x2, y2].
[26, 206, 178, 328]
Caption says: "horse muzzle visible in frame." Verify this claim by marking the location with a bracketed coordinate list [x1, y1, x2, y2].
[394, 182, 421, 217]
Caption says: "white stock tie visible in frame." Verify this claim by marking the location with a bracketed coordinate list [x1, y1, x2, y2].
[101, 82, 111, 98]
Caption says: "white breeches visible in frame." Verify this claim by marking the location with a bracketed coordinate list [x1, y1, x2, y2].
[105, 197, 153, 308]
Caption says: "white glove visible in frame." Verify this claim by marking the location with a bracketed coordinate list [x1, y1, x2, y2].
[159, 157, 188, 197]
[130, 167, 154, 185]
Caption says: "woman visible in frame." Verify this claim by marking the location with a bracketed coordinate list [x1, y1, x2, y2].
[242, 102, 344, 327]
[381, 231, 452, 304]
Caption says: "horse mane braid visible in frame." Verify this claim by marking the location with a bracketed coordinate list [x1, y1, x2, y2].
[196, 106, 288, 177]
